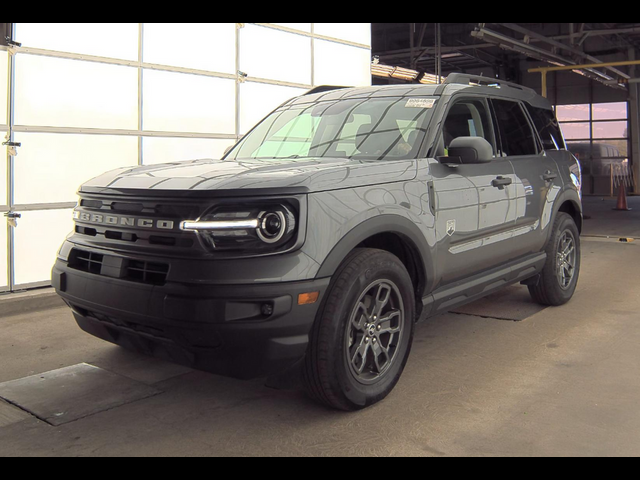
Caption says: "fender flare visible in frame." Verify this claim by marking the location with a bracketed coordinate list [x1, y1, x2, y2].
[546, 187, 583, 242]
[315, 214, 435, 295]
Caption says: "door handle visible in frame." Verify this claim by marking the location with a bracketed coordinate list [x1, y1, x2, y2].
[491, 176, 512, 189]
[542, 171, 558, 182]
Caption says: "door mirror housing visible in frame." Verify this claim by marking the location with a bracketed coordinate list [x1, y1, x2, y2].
[443, 136, 494, 164]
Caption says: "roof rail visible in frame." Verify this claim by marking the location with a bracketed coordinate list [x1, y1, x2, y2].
[304, 85, 349, 95]
[437, 73, 537, 95]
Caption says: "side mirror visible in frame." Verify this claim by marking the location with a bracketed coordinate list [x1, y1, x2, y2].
[444, 136, 494, 164]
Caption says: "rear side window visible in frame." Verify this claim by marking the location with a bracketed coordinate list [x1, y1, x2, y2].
[525, 104, 566, 150]
[492, 99, 538, 156]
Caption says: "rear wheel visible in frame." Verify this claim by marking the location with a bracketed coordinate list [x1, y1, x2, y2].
[528, 212, 581, 306]
[303, 249, 415, 411]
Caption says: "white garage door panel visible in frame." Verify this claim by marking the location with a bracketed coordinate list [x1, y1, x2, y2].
[240, 24, 312, 85]
[13, 209, 74, 287]
[314, 23, 371, 46]
[15, 23, 139, 61]
[13, 132, 138, 205]
[142, 69, 235, 134]
[0, 130, 6, 207]
[14, 54, 138, 130]
[239, 82, 306, 134]
[272, 23, 312, 33]
[143, 23, 236, 74]
[314, 39, 371, 87]
[0, 225, 7, 290]
[0, 49, 7, 126]
[143, 137, 235, 165]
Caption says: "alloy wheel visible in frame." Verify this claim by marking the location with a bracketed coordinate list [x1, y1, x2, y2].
[345, 279, 405, 384]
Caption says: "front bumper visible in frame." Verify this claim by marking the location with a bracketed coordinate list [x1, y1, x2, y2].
[52, 254, 330, 380]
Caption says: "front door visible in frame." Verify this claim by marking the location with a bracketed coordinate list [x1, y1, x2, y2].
[429, 96, 518, 287]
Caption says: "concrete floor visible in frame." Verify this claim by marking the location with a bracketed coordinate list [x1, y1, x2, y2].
[582, 194, 640, 238]
[1, 200, 640, 456]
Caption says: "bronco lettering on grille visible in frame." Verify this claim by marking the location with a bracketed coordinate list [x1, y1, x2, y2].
[74, 211, 175, 230]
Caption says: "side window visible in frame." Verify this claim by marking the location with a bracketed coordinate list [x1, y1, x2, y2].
[525, 104, 566, 151]
[492, 99, 538, 156]
[441, 98, 495, 154]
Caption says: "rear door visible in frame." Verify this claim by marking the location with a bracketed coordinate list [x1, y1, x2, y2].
[490, 98, 562, 257]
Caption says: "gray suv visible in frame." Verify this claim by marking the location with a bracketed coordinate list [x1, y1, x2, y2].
[52, 73, 582, 411]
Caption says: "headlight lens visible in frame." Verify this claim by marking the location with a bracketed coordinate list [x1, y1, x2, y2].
[181, 203, 297, 253]
[257, 210, 288, 243]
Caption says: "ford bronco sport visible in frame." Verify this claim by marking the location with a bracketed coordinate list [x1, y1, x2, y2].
[52, 73, 582, 411]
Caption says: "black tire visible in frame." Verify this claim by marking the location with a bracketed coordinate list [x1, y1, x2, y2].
[528, 212, 581, 306]
[303, 248, 415, 411]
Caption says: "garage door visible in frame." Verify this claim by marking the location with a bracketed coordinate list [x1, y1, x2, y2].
[1, 23, 371, 292]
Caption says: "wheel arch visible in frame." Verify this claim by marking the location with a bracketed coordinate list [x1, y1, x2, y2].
[315, 215, 434, 319]
[557, 197, 583, 234]
[540, 187, 583, 251]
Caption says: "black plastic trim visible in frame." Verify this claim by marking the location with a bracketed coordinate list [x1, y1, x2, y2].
[315, 214, 435, 296]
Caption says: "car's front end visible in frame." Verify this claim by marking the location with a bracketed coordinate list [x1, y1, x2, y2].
[52, 186, 330, 379]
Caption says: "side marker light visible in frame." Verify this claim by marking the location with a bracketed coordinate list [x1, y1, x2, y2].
[298, 292, 319, 305]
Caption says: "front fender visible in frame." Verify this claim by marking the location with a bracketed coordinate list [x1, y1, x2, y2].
[315, 214, 435, 296]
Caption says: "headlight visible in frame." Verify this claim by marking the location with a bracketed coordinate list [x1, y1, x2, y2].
[256, 210, 290, 243]
[180, 202, 298, 254]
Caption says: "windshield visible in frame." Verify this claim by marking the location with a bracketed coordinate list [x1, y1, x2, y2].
[226, 96, 436, 161]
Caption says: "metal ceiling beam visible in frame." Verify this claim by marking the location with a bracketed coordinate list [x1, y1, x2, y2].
[529, 59, 640, 97]
[471, 26, 635, 91]
[375, 24, 640, 61]
[497, 23, 630, 79]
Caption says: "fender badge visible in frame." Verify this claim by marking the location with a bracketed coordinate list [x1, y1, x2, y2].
[446, 219, 456, 237]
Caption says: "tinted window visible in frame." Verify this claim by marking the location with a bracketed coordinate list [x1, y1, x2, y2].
[525, 104, 566, 150]
[492, 99, 538, 156]
[441, 98, 495, 154]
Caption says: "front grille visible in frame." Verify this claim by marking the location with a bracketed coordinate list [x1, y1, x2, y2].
[73, 193, 205, 256]
[79, 197, 201, 219]
[68, 248, 169, 286]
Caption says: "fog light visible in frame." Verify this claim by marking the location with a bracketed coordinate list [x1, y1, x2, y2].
[261, 303, 274, 316]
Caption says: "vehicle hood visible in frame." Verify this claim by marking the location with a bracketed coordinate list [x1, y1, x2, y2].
[79, 158, 417, 196]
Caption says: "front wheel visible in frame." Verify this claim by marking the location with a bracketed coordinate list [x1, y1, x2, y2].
[528, 212, 581, 306]
[303, 249, 415, 411]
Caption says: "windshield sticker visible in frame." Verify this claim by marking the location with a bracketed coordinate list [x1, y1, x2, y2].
[405, 98, 436, 108]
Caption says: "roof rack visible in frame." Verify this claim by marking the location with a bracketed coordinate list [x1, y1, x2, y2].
[304, 85, 349, 95]
[437, 73, 537, 95]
